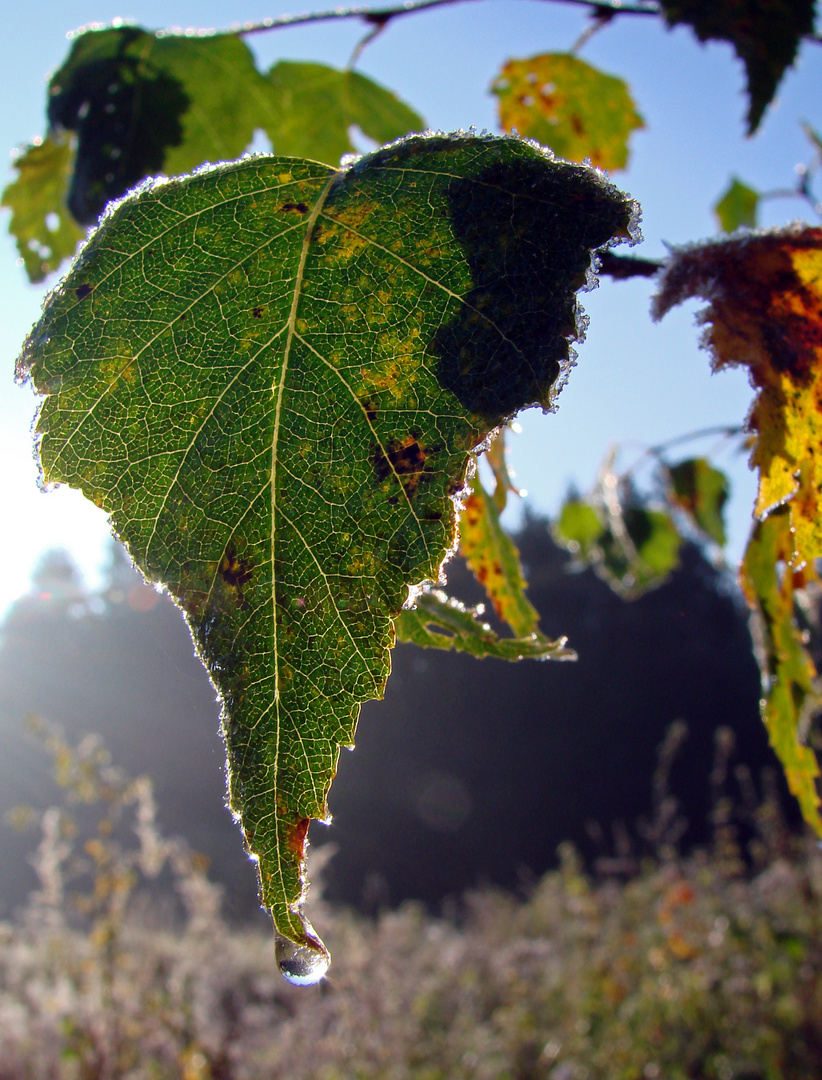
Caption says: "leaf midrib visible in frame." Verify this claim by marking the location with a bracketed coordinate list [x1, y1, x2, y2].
[266, 173, 338, 912]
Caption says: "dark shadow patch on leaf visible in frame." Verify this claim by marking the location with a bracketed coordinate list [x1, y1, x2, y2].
[49, 27, 190, 224]
[430, 157, 632, 423]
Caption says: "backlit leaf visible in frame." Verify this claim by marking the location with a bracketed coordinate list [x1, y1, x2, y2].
[653, 226, 822, 570]
[667, 457, 729, 546]
[47, 25, 266, 224]
[459, 471, 540, 637]
[714, 177, 759, 233]
[659, 0, 815, 133]
[395, 589, 574, 660]
[1, 137, 84, 283]
[598, 506, 681, 598]
[555, 485, 680, 600]
[17, 134, 635, 973]
[554, 496, 605, 560]
[25, 23, 422, 262]
[265, 61, 423, 165]
[492, 53, 644, 171]
[740, 509, 822, 835]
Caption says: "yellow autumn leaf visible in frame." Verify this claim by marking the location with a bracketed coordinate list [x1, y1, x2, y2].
[459, 471, 541, 638]
[491, 53, 644, 172]
[740, 509, 822, 836]
[654, 229, 822, 835]
[653, 226, 822, 569]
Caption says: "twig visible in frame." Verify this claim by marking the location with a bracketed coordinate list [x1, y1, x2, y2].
[231, 0, 661, 40]
[619, 424, 744, 482]
[647, 424, 744, 459]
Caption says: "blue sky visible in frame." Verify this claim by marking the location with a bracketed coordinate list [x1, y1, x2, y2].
[1, 0, 819, 613]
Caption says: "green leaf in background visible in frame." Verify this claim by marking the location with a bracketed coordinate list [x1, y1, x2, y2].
[554, 497, 605, 560]
[459, 471, 541, 637]
[491, 53, 644, 171]
[395, 589, 574, 660]
[18, 133, 634, 978]
[265, 61, 423, 165]
[555, 491, 681, 600]
[599, 506, 681, 598]
[740, 508, 822, 836]
[714, 176, 759, 232]
[5, 24, 423, 281]
[46, 25, 266, 224]
[667, 457, 729, 546]
[659, 0, 815, 134]
[1, 136, 85, 283]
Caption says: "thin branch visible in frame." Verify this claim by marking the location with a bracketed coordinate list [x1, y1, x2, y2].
[620, 423, 744, 484]
[647, 424, 745, 459]
[231, 0, 661, 39]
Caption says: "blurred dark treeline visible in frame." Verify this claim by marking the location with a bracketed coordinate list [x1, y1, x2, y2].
[0, 517, 785, 920]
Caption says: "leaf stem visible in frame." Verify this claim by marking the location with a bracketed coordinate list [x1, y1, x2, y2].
[348, 18, 390, 67]
[569, 7, 616, 55]
[597, 251, 664, 279]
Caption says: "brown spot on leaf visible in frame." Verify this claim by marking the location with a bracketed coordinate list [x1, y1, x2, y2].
[75, 283, 92, 300]
[286, 816, 310, 860]
[281, 202, 309, 214]
[372, 435, 427, 494]
[220, 547, 254, 605]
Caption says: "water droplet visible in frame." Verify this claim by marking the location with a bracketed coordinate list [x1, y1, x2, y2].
[274, 932, 330, 986]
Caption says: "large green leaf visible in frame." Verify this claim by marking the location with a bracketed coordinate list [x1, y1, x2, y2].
[265, 61, 423, 164]
[659, 0, 815, 134]
[6, 24, 423, 280]
[1, 137, 85, 283]
[491, 53, 644, 171]
[18, 133, 634, 980]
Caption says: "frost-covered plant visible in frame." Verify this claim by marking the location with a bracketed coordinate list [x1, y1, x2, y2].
[0, 726, 819, 1079]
